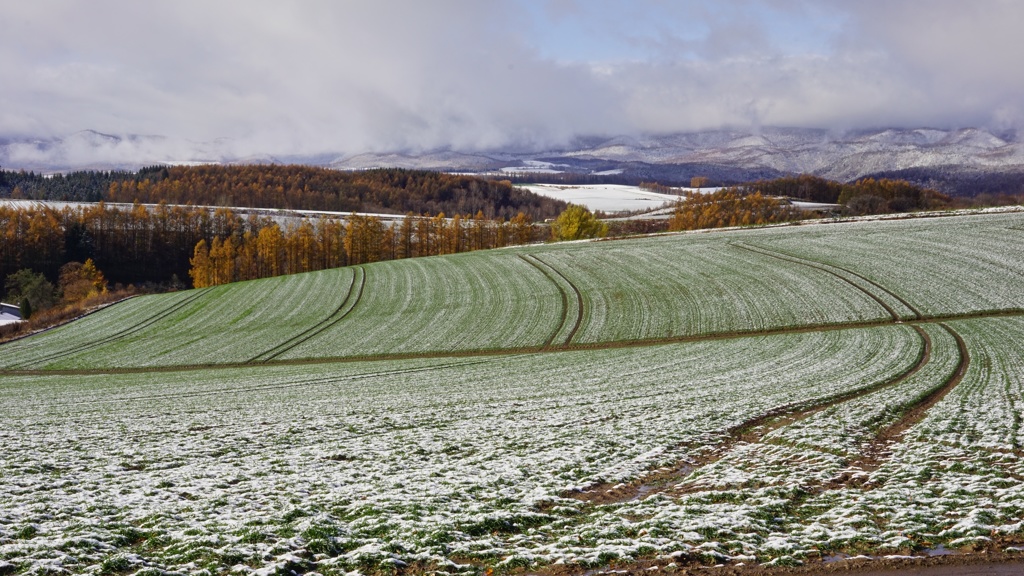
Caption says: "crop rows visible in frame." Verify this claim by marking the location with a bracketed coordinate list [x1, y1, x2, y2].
[280, 252, 564, 360]
[0, 327, 920, 574]
[0, 269, 355, 369]
[3, 212, 1023, 371]
[2, 211, 1024, 574]
[749, 212, 1024, 317]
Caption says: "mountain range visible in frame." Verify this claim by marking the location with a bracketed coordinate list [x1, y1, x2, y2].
[4, 127, 1024, 196]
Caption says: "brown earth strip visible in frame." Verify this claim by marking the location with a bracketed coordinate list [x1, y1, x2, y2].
[2, 309, 1021, 378]
[33, 357, 503, 408]
[563, 326, 933, 504]
[248, 265, 365, 363]
[515, 550, 1024, 576]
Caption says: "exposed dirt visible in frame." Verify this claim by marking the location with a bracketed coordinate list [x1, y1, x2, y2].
[515, 551, 1024, 576]
[564, 326, 932, 503]
[833, 323, 969, 481]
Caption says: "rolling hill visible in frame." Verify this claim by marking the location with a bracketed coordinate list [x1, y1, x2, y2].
[5, 127, 1024, 196]
[2, 210, 1024, 575]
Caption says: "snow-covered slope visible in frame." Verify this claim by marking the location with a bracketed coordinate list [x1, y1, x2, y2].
[3, 127, 1022, 194]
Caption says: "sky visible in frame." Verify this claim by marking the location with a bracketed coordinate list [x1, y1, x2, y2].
[3, 0, 1023, 158]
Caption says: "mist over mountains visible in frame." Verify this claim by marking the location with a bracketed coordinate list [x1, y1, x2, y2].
[4, 126, 1024, 196]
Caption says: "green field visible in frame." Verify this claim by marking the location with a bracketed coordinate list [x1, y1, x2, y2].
[2, 210, 1023, 575]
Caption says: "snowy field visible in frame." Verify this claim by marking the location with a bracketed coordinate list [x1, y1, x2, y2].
[520, 184, 684, 213]
[2, 211, 1024, 574]
[0, 199, 408, 226]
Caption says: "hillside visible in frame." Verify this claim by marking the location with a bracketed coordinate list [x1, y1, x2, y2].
[2, 211, 1024, 575]
[0, 165, 568, 220]
[5, 127, 1024, 196]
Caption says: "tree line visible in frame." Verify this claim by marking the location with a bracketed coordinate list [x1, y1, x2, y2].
[0, 201, 545, 294]
[187, 211, 539, 288]
[741, 175, 951, 214]
[1, 165, 567, 220]
[0, 202, 240, 291]
[667, 189, 804, 231]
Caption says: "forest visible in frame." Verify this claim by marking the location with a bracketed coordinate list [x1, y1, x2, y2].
[667, 189, 803, 230]
[0, 203, 543, 291]
[0, 165, 567, 220]
[739, 175, 952, 213]
[0, 167, 992, 338]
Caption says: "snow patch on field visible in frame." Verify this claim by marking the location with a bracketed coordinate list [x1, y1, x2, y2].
[521, 184, 682, 213]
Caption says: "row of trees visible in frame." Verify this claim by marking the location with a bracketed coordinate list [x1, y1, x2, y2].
[667, 190, 804, 231]
[0, 168, 135, 202]
[742, 175, 951, 214]
[187, 211, 541, 287]
[0, 202, 546, 292]
[0, 202, 253, 289]
[2, 165, 568, 221]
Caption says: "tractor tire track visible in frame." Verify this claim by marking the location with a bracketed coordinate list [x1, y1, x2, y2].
[830, 322, 970, 483]
[249, 266, 366, 363]
[565, 326, 933, 504]
[519, 254, 584, 347]
[734, 241, 923, 320]
[530, 254, 585, 346]
[8, 288, 212, 369]
[518, 254, 568, 349]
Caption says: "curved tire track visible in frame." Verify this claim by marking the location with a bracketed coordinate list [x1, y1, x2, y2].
[248, 266, 366, 363]
[3, 309, 1020, 377]
[734, 241, 923, 320]
[7, 288, 212, 369]
[832, 322, 970, 482]
[566, 325, 932, 504]
[518, 254, 584, 347]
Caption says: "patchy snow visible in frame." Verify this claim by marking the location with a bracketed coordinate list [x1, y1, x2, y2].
[499, 160, 571, 174]
[790, 200, 841, 211]
[0, 198, 410, 225]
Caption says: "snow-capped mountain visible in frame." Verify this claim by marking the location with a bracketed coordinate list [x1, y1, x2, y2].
[3, 127, 1023, 195]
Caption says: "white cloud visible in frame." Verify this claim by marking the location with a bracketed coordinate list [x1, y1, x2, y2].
[2, 0, 1023, 166]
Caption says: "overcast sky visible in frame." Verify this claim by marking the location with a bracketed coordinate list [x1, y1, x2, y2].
[3, 0, 1023, 156]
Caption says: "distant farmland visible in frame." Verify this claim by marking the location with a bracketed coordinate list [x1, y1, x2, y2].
[2, 210, 1024, 575]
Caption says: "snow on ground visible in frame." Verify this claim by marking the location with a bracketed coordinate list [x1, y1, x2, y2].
[0, 199, 408, 225]
[521, 184, 683, 214]
[498, 160, 570, 174]
[791, 200, 841, 211]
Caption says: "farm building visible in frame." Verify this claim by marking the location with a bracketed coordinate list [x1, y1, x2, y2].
[0, 302, 23, 326]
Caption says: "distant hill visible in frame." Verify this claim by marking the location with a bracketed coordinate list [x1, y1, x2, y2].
[0, 165, 567, 221]
[3, 127, 1024, 196]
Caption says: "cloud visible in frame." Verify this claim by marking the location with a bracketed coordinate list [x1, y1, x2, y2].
[2, 0, 1023, 166]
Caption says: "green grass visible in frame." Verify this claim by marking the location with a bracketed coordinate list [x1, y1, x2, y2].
[13, 212, 1023, 369]
[4, 211, 1024, 573]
